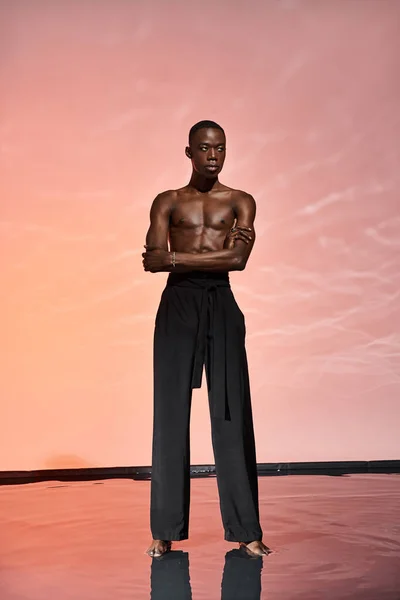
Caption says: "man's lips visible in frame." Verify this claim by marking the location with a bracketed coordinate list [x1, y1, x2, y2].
[205, 165, 219, 170]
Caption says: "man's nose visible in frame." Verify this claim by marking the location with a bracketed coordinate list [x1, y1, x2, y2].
[208, 149, 217, 161]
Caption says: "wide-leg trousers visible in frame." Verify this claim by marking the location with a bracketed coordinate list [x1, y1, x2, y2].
[150, 271, 262, 542]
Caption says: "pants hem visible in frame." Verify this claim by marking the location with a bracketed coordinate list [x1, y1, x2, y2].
[151, 532, 189, 541]
[224, 532, 263, 542]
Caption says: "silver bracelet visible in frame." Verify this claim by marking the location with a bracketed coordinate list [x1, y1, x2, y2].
[171, 251, 176, 268]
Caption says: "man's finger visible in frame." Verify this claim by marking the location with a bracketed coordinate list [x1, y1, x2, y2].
[233, 231, 252, 241]
[234, 233, 251, 244]
[231, 229, 251, 236]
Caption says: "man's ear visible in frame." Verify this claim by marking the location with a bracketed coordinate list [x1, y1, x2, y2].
[185, 146, 192, 159]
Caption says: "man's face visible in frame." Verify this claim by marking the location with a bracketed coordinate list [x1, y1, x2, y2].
[186, 127, 226, 178]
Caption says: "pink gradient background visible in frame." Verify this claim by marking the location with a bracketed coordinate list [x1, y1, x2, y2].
[1, 0, 399, 471]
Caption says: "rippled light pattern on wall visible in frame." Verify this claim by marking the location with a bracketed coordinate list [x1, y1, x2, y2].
[1, 1, 399, 470]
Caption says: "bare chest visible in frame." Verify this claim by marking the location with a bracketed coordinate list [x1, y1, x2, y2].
[170, 197, 235, 231]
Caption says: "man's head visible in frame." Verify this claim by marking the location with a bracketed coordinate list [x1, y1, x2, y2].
[186, 120, 226, 178]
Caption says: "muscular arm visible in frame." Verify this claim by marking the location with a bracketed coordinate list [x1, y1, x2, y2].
[143, 192, 256, 273]
[144, 192, 172, 251]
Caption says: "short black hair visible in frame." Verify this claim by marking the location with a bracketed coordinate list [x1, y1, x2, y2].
[188, 120, 225, 144]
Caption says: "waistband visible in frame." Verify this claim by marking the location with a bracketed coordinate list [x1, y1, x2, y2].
[166, 271, 230, 289]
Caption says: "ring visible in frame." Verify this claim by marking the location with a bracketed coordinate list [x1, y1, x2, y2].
[231, 227, 237, 233]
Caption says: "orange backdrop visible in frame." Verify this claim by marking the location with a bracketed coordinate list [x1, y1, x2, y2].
[1, 0, 399, 471]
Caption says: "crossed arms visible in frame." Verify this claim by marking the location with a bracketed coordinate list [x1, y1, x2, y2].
[142, 192, 256, 273]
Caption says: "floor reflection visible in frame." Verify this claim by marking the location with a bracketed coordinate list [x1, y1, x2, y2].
[151, 548, 263, 600]
[150, 551, 191, 600]
[1, 475, 399, 598]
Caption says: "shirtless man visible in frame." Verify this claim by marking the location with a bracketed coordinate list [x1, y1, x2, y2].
[142, 120, 269, 558]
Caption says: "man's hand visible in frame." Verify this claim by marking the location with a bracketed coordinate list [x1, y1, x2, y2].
[142, 247, 171, 272]
[223, 226, 253, 250]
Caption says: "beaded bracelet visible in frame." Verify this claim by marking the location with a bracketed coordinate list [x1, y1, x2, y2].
[171, 251, 176, 268]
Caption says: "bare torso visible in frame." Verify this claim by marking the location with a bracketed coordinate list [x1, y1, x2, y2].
[143, 181, 256, 273]
[168, 183, 238, 253]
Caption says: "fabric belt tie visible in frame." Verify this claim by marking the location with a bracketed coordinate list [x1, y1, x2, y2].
[190, 282, 229, 420]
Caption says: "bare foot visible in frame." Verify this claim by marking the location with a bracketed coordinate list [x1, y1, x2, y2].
[239, 540, 272, 556]
[146, 539, 171, 557]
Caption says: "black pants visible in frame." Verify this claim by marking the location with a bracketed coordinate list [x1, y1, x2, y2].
[150, 271, 262, 542]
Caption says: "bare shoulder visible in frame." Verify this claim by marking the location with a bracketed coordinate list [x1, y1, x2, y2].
[230, 189, 256, 220]
[156, 186, 195, 205]
[153, 189, 177, 207]
[150, 190, 178, 216]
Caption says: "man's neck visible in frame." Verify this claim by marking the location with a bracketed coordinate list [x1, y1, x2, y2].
[188, 172, 220, 193]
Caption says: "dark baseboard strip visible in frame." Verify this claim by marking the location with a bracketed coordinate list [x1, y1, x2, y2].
[0, 460, 399, 486]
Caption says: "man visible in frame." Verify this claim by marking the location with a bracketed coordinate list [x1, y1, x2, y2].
[142, 120, 269, 558]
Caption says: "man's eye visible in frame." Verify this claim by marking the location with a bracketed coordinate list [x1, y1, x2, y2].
[200, 147, 208, 151]
[218, 147, 225, 152]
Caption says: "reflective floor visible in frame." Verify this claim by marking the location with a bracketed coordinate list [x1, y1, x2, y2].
[0, 474, 399, 599]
